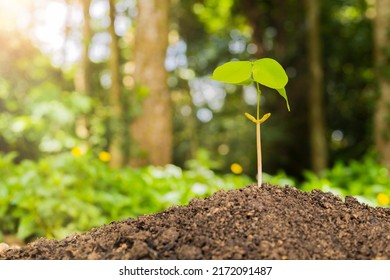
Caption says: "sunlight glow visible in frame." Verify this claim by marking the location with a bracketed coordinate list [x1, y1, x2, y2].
[0, 0, 32, 31]
[1, 0, 134, 67]
[34, 2, 68, 52]
[0, 0, 82, 66]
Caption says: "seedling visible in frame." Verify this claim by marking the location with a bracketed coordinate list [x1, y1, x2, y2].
[211, 58, 290, 187]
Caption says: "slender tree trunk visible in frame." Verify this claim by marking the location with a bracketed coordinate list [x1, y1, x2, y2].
[306, 0, 328, 174]
[374, 0, 390, 169]
[74, 0, 92, 140]
[130, 0, 172, 166]
[63, 0, 72, 66]
[76, 0, 92, 96]
[108, 0, 123, 167]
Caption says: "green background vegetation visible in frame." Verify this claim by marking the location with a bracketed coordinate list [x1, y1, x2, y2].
[1, 0, 390, 243]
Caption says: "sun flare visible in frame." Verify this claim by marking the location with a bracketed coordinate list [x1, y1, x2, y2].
[0, 0, 77, 65]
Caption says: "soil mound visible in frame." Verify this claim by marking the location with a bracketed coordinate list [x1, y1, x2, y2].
[1, 184, 389, 259]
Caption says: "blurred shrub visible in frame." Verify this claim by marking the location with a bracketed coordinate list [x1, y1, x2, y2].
[263, 171, 296, 187]
[300, 155, 390, 207]
[0, 151, 251, 242]
[0, 79, 93, 159]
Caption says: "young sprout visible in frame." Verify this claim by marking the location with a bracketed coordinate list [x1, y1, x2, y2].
[211, 58, 290, 187]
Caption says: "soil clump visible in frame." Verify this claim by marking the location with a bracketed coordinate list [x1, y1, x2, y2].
[1, 184, 389, 259]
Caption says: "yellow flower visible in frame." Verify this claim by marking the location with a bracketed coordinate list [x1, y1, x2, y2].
[98, 151, 111, 162]
[377, 193, 390, 206]
[71, 147, 83, 157]
[230, 163, 243, 175]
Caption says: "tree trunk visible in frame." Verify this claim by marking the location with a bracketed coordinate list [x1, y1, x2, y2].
[130, 0, 172, 166]
[74, 0, 92, 140]
[108, 0, 124, 167]
[306, 0, 328, 174]
[76, 0, 92, 96]
[374, 0, 390, 169]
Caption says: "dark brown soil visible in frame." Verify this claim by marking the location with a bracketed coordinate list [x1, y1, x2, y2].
[1, 184, 390, 260]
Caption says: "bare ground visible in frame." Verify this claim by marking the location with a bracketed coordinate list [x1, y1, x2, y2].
[1, 184, 389, 260]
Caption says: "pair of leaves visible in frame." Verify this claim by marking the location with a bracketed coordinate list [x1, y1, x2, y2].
[211, 58, 290, 111]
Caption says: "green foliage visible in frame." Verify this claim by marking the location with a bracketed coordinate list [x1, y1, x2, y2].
[0, 152, 251, 242]
[263, 171, 297, 187]
[212, 61, 252, 85]
[321, 0, 375, 163]
[193, 0, 235, 33]
[300, 155, 390, 207]
[0, 30, 111, 162]
[0, 79, 93, 157]
[211, 58, 290, 110]
[0, 32, 96, 159]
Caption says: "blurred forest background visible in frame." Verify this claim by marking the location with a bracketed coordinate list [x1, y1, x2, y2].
[1, 0, 390, 243]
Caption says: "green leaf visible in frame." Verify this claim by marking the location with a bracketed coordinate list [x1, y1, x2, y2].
[252, 58, 288, 89]
[234, 78, 253, 86]
[211, 61, 252, 85]
[276, 88, 290, 111]
[16, 216, 36, 240]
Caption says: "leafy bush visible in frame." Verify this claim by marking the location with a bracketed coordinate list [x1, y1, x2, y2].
[0, 78, 93, 159]
[300, 155, 390, 207]
[0, 151, 251, 242]
[263, 171, 296, 187]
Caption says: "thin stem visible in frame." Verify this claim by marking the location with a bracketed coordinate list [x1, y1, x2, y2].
[256, 82, 262, 187]
[256, 82, 261, 119]
[256, 122, 262, 187]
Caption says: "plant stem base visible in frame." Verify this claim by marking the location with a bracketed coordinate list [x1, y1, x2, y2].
[256, 123, 262, 187]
